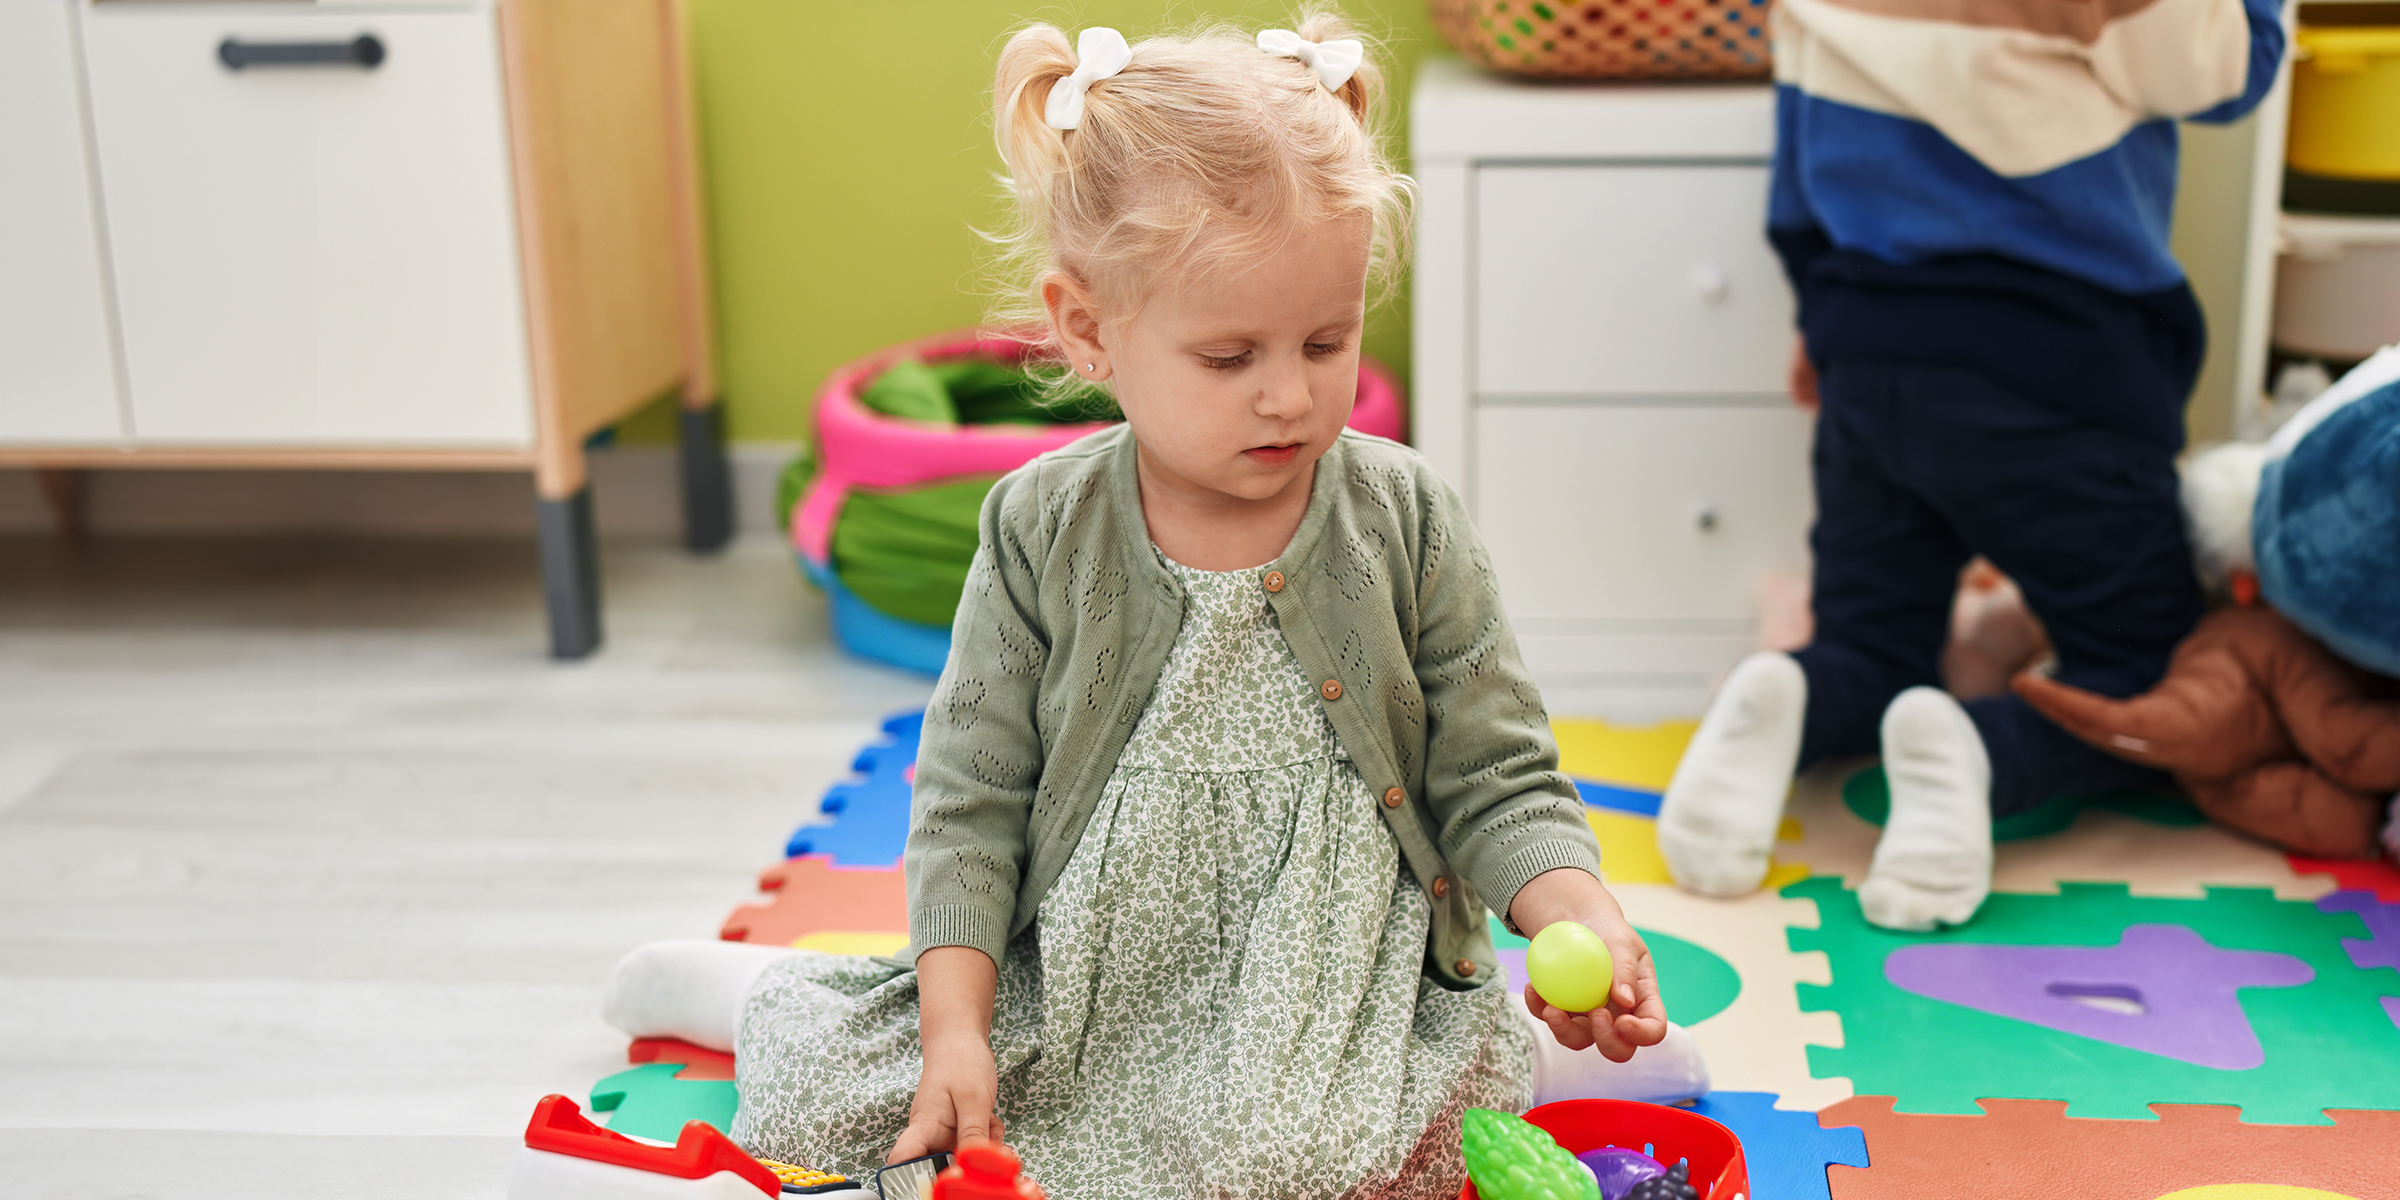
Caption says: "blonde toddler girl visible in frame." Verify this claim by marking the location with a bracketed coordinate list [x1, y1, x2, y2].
[605, 15, 1699, 1198]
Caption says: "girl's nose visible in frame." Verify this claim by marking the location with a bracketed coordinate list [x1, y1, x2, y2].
[1256, 356, 1314, 422]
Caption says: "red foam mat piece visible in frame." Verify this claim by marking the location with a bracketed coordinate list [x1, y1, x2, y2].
[1822, 1096, 2400, 1200]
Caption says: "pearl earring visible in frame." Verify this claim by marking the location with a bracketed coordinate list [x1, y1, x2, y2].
[1084, 363, 1096, 372]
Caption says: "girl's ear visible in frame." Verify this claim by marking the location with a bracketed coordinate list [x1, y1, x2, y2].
[1041, 270, 1112, 382]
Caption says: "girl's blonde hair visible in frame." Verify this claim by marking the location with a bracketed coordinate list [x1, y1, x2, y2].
[988, 10, 1412, 358]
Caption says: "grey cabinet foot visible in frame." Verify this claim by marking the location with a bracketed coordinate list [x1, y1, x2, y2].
[536, 487, 602, 659]
[679, 402, 734, 553]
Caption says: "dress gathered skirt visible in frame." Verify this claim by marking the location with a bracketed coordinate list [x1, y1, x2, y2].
[732, 558, 1531, 1200]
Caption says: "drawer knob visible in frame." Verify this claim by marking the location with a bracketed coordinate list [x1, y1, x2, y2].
[1693, 266, 1729, 305]
[219, 34, 387, 72]
[1695, 504, 1720, 532]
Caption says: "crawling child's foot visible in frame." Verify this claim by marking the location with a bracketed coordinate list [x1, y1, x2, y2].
[1859, 687, 1993, 930]
[1659, 652, 1806, 896]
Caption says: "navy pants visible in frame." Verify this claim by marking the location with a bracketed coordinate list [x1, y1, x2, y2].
[1790, 359, 2205, 817]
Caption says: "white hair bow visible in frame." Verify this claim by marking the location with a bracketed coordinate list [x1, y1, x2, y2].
[1045, 27, 1132, 131]
[1257, 29, 1364, 92]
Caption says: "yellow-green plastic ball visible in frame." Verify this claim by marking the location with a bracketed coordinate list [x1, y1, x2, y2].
[1525, 921, 1614, 1013]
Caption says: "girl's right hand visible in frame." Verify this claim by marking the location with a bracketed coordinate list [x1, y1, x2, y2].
[889, 1031, 1001, 1163]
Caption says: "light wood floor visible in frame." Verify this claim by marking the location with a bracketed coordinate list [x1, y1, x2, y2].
[0, 534, 932, 1199]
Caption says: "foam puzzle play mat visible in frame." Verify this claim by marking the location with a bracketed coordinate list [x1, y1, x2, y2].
[534, 710, 2400, 1198]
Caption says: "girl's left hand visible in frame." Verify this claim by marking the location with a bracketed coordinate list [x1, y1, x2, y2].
[1508, 868, 1670, 1062]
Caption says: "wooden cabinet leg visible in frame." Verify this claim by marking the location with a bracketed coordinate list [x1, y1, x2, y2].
[678, 401, 733, 553]
[536, 486, 602, 659]
[34, 468, 89, 544]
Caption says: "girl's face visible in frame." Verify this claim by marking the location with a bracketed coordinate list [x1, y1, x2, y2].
[1053, 220, 1370, 510]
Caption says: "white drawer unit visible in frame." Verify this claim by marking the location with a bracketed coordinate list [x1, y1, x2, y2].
[1475, 166, 1793, 398]
[1413, 59, 1812, 718]
[1473, 405, 1813, 623]
[81, 4, 532, 445]
[0, 1, 124, 444]
[0, 0, 731, 659]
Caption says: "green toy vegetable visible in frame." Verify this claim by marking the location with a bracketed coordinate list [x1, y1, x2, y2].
[1461, 1108, 1599, 1200]
[1526, 921, 1616, 1013]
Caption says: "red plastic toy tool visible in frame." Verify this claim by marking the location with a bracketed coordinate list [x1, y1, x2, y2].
[521, 1093, 779, 1196]
[931, 1142, 1047, 1200]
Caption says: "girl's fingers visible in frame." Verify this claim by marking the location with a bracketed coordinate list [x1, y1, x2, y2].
[888, 1121, 937, 1164]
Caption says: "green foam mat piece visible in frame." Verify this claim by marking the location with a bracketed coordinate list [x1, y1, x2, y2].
[589, 1062, 739, 1142]
[1841, 767, 2203, 842]
[1783, 876, 2400, 1123]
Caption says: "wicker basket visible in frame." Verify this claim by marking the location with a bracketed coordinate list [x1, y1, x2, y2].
[1431, 0, 1773, 81]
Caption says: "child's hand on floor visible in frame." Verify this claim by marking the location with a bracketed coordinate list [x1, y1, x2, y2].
[892, 946, 1004, 1162]
[1508, 868, 1669, 1062]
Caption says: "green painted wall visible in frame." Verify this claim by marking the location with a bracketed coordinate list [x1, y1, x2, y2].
[681, 2, 1445, 445]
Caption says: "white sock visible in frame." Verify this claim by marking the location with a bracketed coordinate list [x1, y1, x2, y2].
[1513, 1010, 1710, 1106]
[1658, 652, 1807, 896]
[600, 939, 805, 1053]
[1859, 688, 1994, 931]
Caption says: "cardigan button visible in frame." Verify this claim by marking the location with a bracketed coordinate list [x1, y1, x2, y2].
[1263, 570, 1285, 593]
[1382, 786, 1405, 809]
[1432, 876, 1451, 899]
[1455, 958, 1478, 977]
[1321, 679, 1344, 701]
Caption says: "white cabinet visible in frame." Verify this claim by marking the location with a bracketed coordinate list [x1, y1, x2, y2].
[0, 0, 724, 659]
[1413, 60, 1812, 718]
[81, 4, 531, 445]
[0, 1, 124, 443]
[1475, 166, 1793, 397]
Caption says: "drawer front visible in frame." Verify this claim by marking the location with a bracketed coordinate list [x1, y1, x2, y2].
[1, 1, 124, 443]
[1475, 165, 1793, 398]
[1474, 404, 1814, 623]
[82, 3, 532, 446]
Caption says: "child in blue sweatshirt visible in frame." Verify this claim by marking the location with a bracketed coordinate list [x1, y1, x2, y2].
[1660, 0, 2287, 929]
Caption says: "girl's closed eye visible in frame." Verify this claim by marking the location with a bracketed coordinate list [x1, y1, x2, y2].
[1199, 350, 1253, 370]
[1306, 339, 1347, 358]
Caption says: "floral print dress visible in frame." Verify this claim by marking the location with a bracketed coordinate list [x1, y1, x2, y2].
[732, 556, 1531, 1200]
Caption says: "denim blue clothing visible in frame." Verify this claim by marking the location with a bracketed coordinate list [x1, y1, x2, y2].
[1791, 360, 2206, 817]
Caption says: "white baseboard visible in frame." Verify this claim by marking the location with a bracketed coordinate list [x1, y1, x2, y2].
[0, 443, 801, 539]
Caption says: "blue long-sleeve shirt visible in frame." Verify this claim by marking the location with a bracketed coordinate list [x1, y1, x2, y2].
[1767, 0, 2286, 449]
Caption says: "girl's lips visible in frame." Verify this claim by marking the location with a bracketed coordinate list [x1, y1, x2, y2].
[1244, 444, 1301, 466]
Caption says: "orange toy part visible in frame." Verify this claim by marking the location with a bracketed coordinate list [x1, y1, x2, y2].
[520, 1093, 779, 1195]
[932, 1142, 1047, 1200]
[719, 854, 908, 946]
[628, 1036, 734, 1082]
[2014, 605, 2400, 859]
[1458, 1099, 1745, 1200]
[1821, 1096, 2400, 1200]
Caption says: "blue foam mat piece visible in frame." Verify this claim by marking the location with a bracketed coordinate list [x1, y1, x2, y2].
[785, 710, 925, 866]
[1575, 779, 1663, 816]
[1685, 1091, 1867, 1200]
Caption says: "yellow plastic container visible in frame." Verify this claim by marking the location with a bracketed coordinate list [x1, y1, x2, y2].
[2290, 26, 2400, 181]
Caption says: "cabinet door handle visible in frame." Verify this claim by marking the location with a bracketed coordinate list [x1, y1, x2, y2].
[217, 34, 386, 71]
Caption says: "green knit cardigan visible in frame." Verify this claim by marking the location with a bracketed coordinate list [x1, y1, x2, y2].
[902, 425, 1601, 990]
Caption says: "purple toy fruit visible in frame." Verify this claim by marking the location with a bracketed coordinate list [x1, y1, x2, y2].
[1573, 1148, 1666, 1200]
[1620, 1159, 1698, 1200]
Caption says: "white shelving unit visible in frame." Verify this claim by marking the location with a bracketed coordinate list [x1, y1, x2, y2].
[1411, 60, 1811, 721]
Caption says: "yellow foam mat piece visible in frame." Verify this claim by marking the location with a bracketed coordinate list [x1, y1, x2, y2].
[2156, 1190, 2363, 1200]
[1552, 717, 1697, 792]
[793, 931, 910, 955]
[1587, 807, 1808, 890]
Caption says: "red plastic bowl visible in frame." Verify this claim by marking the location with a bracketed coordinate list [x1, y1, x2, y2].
[1458, 1100, 1749, 1200]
